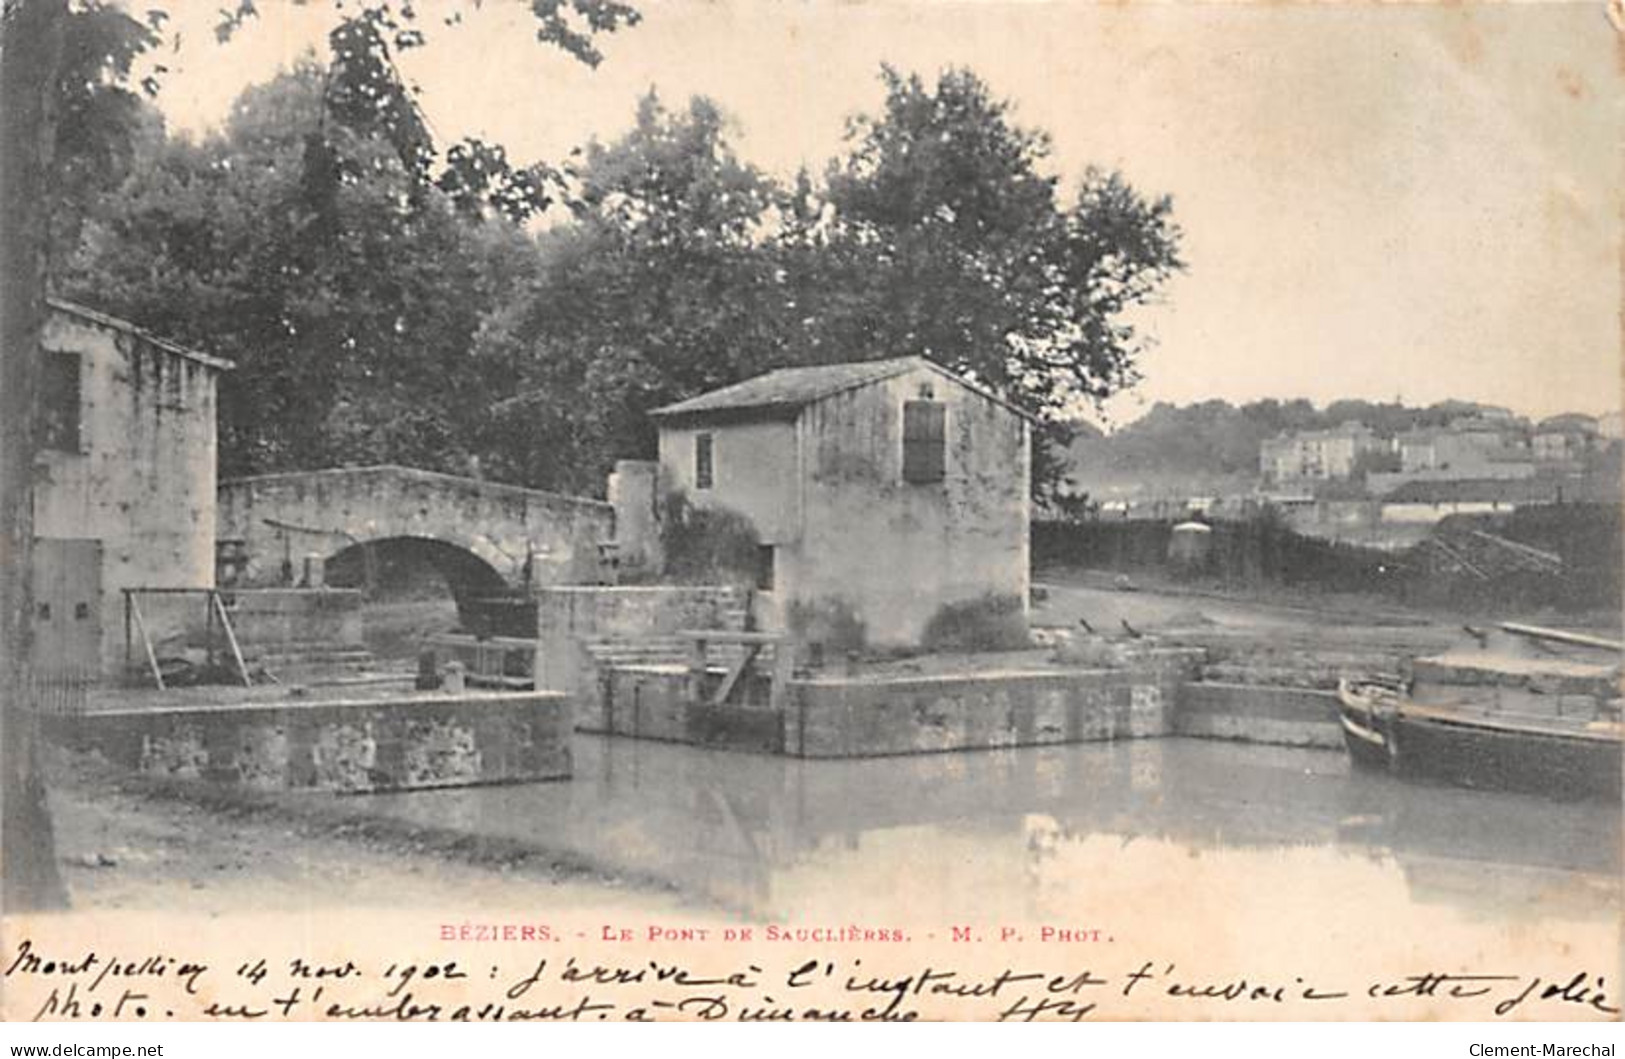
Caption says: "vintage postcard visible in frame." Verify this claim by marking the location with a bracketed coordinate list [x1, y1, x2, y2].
[1, 0, 1619, 1025]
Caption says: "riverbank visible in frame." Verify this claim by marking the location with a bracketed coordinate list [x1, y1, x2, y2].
[1034, 565, 1624, 637]
[42, 746, 696, 917]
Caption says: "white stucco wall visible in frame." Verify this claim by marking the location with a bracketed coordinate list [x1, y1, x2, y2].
[793, 366, 1030, 646]
[32, 308, 223, 676]
[659, 364, 1030, 648]
[657, 418, 800, 543]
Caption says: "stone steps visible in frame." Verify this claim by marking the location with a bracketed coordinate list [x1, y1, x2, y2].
[232, 639, 381, 681]
[585, 630, 777, 672]
[242, 641, 372, 658]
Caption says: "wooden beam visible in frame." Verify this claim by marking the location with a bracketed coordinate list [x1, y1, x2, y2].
[1499, 622, 1623, 653]
[128, 595, 164, 690]
[711, 643, 761, 707]
[213, 591, 251, 686]
[677, 629, 787, 645]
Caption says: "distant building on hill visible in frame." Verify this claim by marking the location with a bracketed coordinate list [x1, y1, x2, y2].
[1398, 416, 1530, 474]
[1531, 413, 1600, 463]
[1259, 422, 1390, 483]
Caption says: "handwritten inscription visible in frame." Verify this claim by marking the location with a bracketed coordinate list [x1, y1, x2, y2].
[4, 938, 1616, 1022]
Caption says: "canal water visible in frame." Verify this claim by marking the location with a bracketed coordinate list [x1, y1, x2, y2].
[364, 735, 1619, 936]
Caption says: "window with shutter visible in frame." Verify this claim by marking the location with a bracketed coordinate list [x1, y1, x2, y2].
[41, 351, 83, 453]
[756, 545, 776, 591]
[695, 432, 714, 489]
[902, 400, 946, 483]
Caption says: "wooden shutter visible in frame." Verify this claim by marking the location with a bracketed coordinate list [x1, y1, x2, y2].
[40, 352, 82, 453]
[902, 400, 946, 483]
[695, 432, 714, 489]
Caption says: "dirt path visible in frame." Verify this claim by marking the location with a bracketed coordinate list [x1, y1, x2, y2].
[1034, 566, 1623, 639]
[43, 749, 701, 918]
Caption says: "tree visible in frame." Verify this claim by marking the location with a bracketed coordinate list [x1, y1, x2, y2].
[799, 67, 1186, 498]
[471, 92, 791, 493]
[2, 0, 74, 915]
[2, 0, 167, 916]
[474, 70, 1186, 500]
[0, 0, 638, 913]
[60, 61, 545, 477]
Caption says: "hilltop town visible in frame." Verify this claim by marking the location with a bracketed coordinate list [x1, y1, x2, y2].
[1059, 400, 1622, 551]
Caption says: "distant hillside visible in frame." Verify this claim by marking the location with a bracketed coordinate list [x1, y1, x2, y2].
[1054, 397, 1521, 498]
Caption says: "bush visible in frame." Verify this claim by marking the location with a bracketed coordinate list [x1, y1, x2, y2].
[921, 593, 1031, 653]
[657, 487, 762, 585]
[786, 597, 868, 655]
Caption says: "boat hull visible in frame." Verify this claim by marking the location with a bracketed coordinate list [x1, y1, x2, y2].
[1335, 690, 1393, 772]
[1337, 681, 1621, 801]
[1387, 711, 1620, 802]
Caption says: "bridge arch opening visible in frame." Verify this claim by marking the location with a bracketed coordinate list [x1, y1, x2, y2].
[325, 536, 514, 658]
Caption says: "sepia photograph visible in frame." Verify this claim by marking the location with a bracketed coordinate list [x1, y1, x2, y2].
[0, 0, 1619, 1029]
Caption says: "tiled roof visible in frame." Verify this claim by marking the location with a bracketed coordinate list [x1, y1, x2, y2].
[650, 356, 1033, 421]
[650, 357, 920, 418]
[1535, 413, 1600, 435]
[1382, 478, 1559, 504]
[46, 297, 234, 371]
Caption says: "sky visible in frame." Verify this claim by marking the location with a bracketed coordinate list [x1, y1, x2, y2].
[142, 0, 1622, 426]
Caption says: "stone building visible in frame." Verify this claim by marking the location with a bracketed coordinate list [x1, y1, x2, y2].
[29, 299, 232, 680]
[1531, 413, 1599, 464]
[1398, 417, 1530, 475]
[1259, 422, 1390, 482]
[648, 356, 1032, 648]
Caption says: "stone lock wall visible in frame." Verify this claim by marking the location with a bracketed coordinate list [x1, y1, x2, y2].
[582, 647, 1203, 758]
[1172, 683, 1344, 749]
[532, 585, 750, 728]
[784, 654, 1199, 758]
[597, 664, 784, 752]
[49, 691, 572, 792]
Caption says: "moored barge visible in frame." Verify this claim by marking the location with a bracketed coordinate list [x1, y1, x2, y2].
[1337, 624, 1621, 801]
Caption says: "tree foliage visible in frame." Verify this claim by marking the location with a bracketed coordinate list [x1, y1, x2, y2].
[469, 92, 792, 493]
[795, 67, 1185, 496]
[471, 70, 1185, 498]
[48, 0, 641, 480]
[4, 0, 640, 911]
[53, 49, 1184, 501]
[42, 1, 164, 268]
[60, 62, 543, 476]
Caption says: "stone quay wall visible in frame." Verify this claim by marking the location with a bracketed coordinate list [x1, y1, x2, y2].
[533, 585, 749, 729]
[785, 654, 1199, 758]
[47, 691, 571, 792]
[1172, 682, 1344, 749]
[588, 647, 1203, 758]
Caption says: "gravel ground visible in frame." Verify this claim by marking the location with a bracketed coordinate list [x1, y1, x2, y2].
[42, 746, 700, 917]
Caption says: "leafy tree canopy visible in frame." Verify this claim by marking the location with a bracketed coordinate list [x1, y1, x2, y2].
[470, 92, 792, 493]
[804, 67, 1186, 495]
[55, 50, 1186, 502]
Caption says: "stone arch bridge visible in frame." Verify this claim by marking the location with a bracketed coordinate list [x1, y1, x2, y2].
[217, 466, 615, 606]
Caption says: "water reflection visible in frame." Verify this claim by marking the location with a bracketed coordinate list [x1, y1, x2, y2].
[363, 735, 1620, 924]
